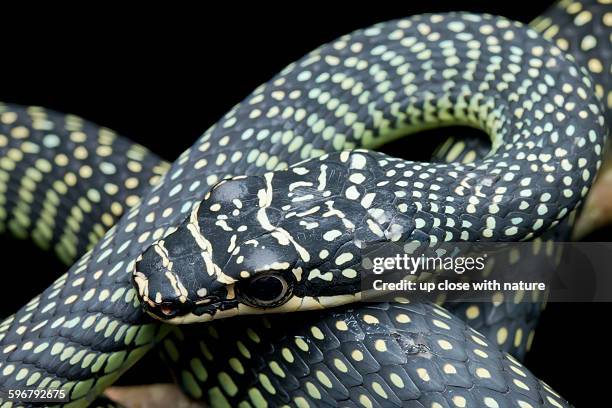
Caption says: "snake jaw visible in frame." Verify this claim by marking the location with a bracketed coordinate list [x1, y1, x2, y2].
[148, 297, 242, 323]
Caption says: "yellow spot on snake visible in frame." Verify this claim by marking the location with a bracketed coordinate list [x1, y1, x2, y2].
[358, 394, 374, 408]
[269, 361, 285, 378]
[438, 339, 453, 350]
[248, 387, 268, 408]
[465, 305, 480, 319]
[374, 339, 387, 352]
[305, 382, 321, 399]
[416, 368, 430, 381]
[432, 319, 450, 330]
[497, 327, 508, 344]
[229, 357, 244, 374]
[335, 321, 348, 331]
[218, 372, 238, 397]
[453, 396, 467, 407]
[443, 364, 457, 374]
[363, 314, 379, 324]
[484, 397, 500, 408]
[476, 367, 491, 379]
[316, 370, 333, 388]
[294, 396, 310, 408]
[514, 379, 530, 390]
[514, 328, 523, 347]
[395, 313, 411, 323]
[281, 348, 294, 363]
[310, 326, 324, 340]
[258, 373, 276, 395]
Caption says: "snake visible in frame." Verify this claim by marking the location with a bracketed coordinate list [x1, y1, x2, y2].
[0, 0, 608, 407]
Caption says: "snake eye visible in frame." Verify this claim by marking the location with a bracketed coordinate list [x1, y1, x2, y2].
[238, 273, 291, 308]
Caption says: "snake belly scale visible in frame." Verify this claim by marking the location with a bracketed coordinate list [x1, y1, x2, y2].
[0, 1, 608, 407]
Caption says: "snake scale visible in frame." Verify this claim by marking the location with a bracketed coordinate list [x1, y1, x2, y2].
[0, 1, 609, 407]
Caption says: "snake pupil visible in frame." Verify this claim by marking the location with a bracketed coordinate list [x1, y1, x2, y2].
[241, 274, 289, 307]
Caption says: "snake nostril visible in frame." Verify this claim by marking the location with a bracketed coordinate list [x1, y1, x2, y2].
[160, 304, 176, 317]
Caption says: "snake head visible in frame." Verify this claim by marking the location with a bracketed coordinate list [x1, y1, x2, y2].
[132, 154, 384, 323]
[132, 224, 302, 322]
[131, 175, 292, 322]
[131, 174, 307, 323]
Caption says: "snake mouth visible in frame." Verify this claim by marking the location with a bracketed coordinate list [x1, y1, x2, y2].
[139, 290, 240, 322]
[191, 298, 239, 317]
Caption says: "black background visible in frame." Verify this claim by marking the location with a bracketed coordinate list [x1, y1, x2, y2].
[1, 3, 609, 406]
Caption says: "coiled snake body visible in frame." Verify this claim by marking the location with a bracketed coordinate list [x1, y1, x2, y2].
[0, 1, 609, 407]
